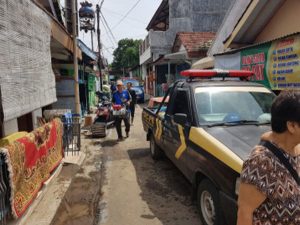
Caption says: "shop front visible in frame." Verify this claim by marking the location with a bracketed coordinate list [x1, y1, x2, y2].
[215, 33, 300, 92]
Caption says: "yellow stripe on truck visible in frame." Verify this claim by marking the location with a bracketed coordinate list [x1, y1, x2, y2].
[155, 119, 159, 139]
[157, 120, 162, 140]
[189, 127, 243, 173]
[175, 125, 187, 159]
[155, 119, 163, 141]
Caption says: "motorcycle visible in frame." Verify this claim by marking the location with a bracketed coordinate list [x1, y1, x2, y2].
[94, 98, 114, 124]
[91, 92, 114, 137]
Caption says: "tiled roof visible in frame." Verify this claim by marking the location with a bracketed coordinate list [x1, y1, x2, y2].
[172, 32, 216, 58]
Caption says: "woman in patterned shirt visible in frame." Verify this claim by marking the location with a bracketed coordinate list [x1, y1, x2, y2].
[237, 90, 300, 225]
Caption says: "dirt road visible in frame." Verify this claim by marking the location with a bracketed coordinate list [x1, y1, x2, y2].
[50, 105, 201, 225]
[98, 105, 201, 225]
[50, 137, 105, 225]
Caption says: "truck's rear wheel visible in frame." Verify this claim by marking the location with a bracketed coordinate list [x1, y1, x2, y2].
[150, 135, 163, 160]
[197, 179, 223, 225]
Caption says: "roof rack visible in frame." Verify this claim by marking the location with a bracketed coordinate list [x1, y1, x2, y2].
[180, 69, 254, 82]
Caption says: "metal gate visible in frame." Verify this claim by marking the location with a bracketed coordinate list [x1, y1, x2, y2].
[62, 113, 81, 155]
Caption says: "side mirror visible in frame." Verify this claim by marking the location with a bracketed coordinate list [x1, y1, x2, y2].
[174, 113, 187, 126]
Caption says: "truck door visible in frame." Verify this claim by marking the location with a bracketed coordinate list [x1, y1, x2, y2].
[163, 88, 191, 170]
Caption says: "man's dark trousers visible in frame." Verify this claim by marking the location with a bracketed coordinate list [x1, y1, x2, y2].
[114, 114, 130, 138]
[129, 103, 135, 122]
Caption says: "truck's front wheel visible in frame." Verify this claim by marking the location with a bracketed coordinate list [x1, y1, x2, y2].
[197, 179, 223, 225]
[150, 135, 163, 160]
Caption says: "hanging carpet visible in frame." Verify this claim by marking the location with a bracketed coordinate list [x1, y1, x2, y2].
[0, 118, 63, 218]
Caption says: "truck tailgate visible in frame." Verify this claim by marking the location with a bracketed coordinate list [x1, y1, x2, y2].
[142, 107, 156, 133]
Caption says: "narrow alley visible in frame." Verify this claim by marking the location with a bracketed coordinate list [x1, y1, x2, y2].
[46, 105, 201, 225]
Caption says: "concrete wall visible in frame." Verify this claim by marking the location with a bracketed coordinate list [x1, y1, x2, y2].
[52, 97, 76, 112]
[149, 30, 169, 48]
[32, 108, 43, 129]
[141, 65, 147, 80]
[3, 119, 18, 136]
[141, 0, 235, 84]
[140, 47, 151, 65]
[191, 0, 234, 32]
[148, 0, 236, 56]
[208, 0, 251, 55]
[52, 79, 75, 112]
[2, 107, 42, 136]
[256, 0, 300, 43]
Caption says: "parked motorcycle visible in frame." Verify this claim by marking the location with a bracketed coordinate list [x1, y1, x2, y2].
[94, 98, 114, 124]
[91, 92, 114, 137]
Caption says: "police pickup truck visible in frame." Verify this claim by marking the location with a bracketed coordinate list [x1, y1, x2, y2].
[142, 69, 276, 225]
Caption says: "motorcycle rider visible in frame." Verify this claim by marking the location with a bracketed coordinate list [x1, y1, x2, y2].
[112, 80, 131, 141]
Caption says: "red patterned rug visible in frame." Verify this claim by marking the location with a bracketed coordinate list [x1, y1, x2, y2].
[0, 118, 63, 218]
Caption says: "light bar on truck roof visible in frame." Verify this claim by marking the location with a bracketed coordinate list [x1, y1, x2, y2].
[180, 69, 254, 78]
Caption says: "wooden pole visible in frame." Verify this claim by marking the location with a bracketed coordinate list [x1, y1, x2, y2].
[72, 0, 81, 114]
[96, 1, 104, 91]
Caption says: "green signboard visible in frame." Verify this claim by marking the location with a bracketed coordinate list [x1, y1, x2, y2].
[240, 34, 300, 90]
[241, 42, 271, 88]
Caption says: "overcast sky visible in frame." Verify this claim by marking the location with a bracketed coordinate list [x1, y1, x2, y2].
[78, 0, 161, 63]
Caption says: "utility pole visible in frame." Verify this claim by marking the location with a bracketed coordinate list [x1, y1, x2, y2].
[72, 0, 81, 114]
[96, 0, 104, 91]
[91, 31, 94, 51]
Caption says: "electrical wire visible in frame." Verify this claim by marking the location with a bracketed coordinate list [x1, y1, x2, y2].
[102, 7, 146, 25]
[100, 12, 118, 44]
[102, 43, 114, 55]
[110, 0, 142, 30]
[100, 18, 117, 48]
[126, 33, 148, 39]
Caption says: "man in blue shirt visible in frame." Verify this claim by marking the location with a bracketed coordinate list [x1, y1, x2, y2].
[112, 80, 132, 140]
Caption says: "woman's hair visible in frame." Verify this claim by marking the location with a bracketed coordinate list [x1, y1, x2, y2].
[271, 90, 300, 133]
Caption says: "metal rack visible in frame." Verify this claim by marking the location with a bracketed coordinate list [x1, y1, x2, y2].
[61, 113, 81, 155]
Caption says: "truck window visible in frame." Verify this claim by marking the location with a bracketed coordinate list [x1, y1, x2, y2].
[170, 90, 190, 120]
[194, 87, 275, 125]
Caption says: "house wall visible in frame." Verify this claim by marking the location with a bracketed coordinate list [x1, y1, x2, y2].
[52, 79, 76, 112]
[32, 108, 43, 129]
[0, 0, 57, 122]
[141, 0, 235, 96]
[190, 0, 234, 32]
[256, 0, 300, 43]
[140, 47, 151, 65]
[148, 0, 236, 58]
[149, 30, 171, 61]
[3, 119, 18, 136]
[208, 0, 251, 55]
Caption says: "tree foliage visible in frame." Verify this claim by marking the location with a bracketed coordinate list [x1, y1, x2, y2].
[111, 38, 141, 72]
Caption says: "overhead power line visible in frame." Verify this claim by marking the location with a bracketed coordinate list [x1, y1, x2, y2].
[111, 0, 142, 30]
[102, 43, 114, 55]
[102, 7, 146, 25]
[100, 12, 118, 45]
[101, 20, 116, 48]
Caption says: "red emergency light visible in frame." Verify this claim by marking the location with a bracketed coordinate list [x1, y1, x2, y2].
[180, 69, 254, 78]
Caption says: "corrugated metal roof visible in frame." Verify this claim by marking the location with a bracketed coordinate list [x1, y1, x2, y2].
[77, 39, 97, 60]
